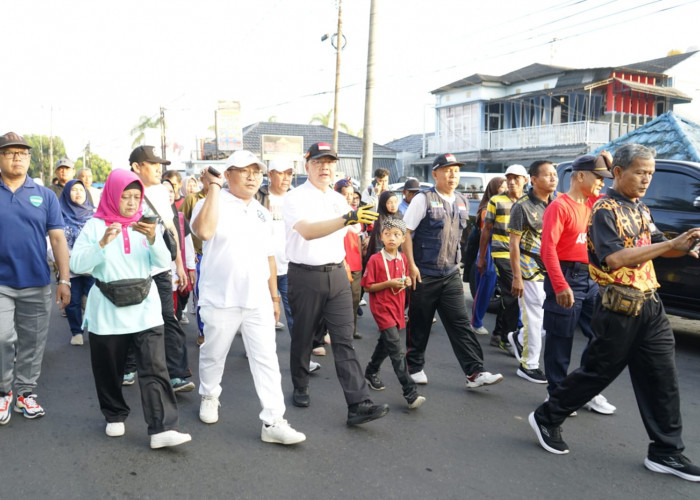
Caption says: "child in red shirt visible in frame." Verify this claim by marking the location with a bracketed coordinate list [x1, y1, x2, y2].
[361, 218, 425, 409]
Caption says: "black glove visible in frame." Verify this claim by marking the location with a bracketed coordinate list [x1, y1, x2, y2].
[342, 205, 378, 226]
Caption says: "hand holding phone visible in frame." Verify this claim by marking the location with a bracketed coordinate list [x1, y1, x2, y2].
[207, 166, 221, 177]
[139, 215, 158, 224]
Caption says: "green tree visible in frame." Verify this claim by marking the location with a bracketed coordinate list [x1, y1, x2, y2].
[310, 110, 362, 137]
[130, 114, 163, 148]
[309, 109, 333, 127]
[24, 134, 67, 183]
[75, 152, 112, 183]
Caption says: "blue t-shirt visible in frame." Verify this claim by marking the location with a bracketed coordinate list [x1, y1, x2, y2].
[0, 176, 65, 288]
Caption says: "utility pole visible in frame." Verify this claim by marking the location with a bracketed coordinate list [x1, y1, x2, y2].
[160, 106, 167, 159]
[49, 106, 54, 183]
[85, 142, 91, 169]
[360, 0, 378, 193]
[332, 0, 343, 152]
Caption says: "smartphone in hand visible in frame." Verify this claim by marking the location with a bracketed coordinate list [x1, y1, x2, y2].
[207, 166, 221, 176]
[139, 215, 158, 224]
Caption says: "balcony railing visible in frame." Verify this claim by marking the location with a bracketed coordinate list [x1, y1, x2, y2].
[429, 121, 625, 154]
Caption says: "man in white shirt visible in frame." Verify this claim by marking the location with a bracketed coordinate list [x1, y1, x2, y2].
[130, 146, 193, 392]
[284, 142, 389, 425]
[191, 150, 305, 445]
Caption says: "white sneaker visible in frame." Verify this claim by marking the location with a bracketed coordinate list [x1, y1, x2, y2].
[150, 430, 192, 449]
[0, 391, 12, 426]
[584, 394, 616, 415]
[199, 395, 220, 424]
[312, 346, 326, 356]
[359, 299, 367, 306]
[180, 315, 190, 325]
[323, 333, 331, 344]
[465, 371, 504, 389]
[410, 370, 428, 385]
[105, 422, 125, 437]
[275, 322, 284, 330]
[261, 417, 306, 445]
[309, 361, 321, 373]
[473, 326, 489, 335]
[70, 334, 84, 346]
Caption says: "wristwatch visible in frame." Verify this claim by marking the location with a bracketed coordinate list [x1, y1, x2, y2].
[58, 279, 72, 287]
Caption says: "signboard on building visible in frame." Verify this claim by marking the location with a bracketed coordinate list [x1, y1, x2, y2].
[261, 134, 304, 161]
[216, 101, 243, 152]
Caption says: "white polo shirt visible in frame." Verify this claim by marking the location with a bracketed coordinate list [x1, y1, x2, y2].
[283, 180, 349, 266]
[192, 190, 274, 309]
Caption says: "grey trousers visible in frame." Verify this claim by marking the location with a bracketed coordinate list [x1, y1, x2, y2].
[0, 285, 52, 396]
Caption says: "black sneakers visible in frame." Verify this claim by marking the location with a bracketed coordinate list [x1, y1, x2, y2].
[529, 411, 569, 454]
[347, 400, 390, 425]
[365, 372, 386, 391]
[507, 331, 524, 361]
[645, 454, 700, 482]
[292, 387, 310, 408]
[517, 366, 547, 384]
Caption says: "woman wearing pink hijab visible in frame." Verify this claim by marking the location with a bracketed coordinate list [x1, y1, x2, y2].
[70, 169, 191, 449]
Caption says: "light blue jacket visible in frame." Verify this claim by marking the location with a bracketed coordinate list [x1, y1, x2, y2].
[70, 217, 170, 335]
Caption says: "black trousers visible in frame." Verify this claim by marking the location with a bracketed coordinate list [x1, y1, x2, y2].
[288, 263, 370, 406]
[127, 271, 191, 378]
[406, 271, 484, 376]
[493, 258, 520, 341]
[366, 325, 417, 399]
[536, 294, 684, 456]
[89, 327, 179, 435]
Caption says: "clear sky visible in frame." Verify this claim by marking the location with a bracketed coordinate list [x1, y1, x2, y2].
[2, 0, 699, 169]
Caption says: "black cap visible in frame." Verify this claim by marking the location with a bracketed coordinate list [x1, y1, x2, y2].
[0, 131, 30, 150]
[304, 142, 338, 161]
[403, 178, 420, 191]
[432, 153, 465, 170]
[129, 145, 171, 166]
[572, 154, 613, 178]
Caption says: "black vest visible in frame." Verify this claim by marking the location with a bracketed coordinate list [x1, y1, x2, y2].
[413, 188, 469, 277]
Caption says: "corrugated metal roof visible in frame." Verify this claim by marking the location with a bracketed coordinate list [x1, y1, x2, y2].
[593, 112, 700, 162]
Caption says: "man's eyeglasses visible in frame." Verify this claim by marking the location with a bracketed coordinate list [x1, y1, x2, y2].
[309, 159, 337, 167]
[1, 150, 31, 159]
[227, 167, 263, 178]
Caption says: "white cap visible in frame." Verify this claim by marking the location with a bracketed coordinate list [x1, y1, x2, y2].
[268, 159, 293, 172]
[225, 150, 266, 171]
[505, 164, 528, 177]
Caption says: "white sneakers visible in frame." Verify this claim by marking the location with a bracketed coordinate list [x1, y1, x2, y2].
[309, 361, 321, 373]
[70, 334, 84, 346]
[584, 394, 616, 415]
[150, 430, 192, 449]
[473, 326, 489, 335]
[199, 395, 220, 424]
[105, 422, 125, 437]
[410, 370, 428, 385]
[261, 418, 306, 445]
[465, 371, 504, 389]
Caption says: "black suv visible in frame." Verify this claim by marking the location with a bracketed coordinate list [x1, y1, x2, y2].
[556, 159, 700, 320]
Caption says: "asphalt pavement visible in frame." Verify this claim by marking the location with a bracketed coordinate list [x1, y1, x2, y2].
[2, 286, 699, 499]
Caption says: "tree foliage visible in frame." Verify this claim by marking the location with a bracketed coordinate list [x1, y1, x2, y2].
[309, 109, 362, 137]
[75, 153, 112, 182]
[130, 114, 163, 148]
[24, 134, 67, 183]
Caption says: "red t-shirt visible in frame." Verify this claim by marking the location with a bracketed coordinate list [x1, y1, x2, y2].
[343, 224, 363, 272]
[361, 251, 407, 330]
[541, 193, 591, 294]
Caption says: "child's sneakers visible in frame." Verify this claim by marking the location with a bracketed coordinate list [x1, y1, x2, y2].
[406, 393, 426, 409]
[14, 393, 45, 419]
[365, 372, 385, 391]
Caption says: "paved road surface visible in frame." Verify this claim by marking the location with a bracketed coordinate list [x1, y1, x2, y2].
[2, 287, 699, 499]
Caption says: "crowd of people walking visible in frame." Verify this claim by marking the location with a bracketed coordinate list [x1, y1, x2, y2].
[1, 130, 700, 481]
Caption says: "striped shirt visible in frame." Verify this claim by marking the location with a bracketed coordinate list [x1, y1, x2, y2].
[484, 193, 516, 261]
